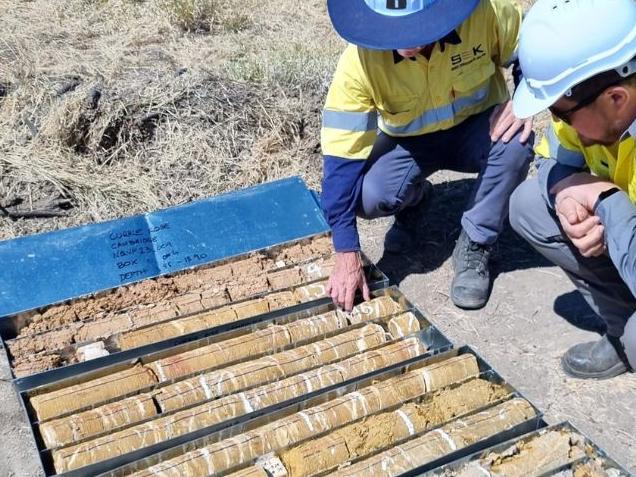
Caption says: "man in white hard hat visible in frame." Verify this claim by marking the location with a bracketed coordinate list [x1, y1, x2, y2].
[322, 0, 535, 312]
[510, 0, 636, 378]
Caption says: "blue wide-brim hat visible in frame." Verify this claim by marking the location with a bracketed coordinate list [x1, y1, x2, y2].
[327, 0, 480, 50]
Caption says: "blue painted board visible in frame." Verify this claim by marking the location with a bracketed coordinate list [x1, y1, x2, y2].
[0, 177, 329, 318]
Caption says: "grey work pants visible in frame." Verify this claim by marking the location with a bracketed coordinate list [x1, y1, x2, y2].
[509, 178, 636, 339]
[623, 314, 636, 368]
[358, 108, 534, 245]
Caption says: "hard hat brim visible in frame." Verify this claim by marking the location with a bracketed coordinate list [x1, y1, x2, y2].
[512, 79, 556, 119]
[327, 0, 480, 50]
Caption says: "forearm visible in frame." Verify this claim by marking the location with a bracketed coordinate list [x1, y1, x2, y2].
[537, 158, 585, 208]
[596, 192, 636, 296]
[321, 156, 367, 252]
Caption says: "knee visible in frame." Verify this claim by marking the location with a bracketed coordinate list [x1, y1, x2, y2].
[360, 175, 402, 219]
[509, 178, 543, 239]
[494, 132, 535, 175]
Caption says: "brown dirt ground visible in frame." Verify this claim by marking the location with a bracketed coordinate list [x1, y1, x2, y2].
[0, 0, 634, 475]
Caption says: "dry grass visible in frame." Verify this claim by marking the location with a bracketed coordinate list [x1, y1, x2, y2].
[0, 0, 343, 239]
[0, 0, 543, 241]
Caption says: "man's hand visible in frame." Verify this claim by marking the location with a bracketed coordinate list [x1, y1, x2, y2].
[555, 195, 605, 257]
[551, 173, 618, 257]
[552, 172, 619, 211]
[489, 100, 533, 144]
[327, 251, 370, 312]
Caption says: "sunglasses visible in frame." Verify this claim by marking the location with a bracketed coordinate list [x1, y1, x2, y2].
[549, 80, 622, 125]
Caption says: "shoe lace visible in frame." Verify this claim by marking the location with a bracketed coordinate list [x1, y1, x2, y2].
[462, 241, 491, 276]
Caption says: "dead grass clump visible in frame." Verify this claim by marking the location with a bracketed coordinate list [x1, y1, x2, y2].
[160, 0, 252, 33]
[42, 79, 179, 163]
[161, 0, 218, 32]
[224, 42, 337, 99]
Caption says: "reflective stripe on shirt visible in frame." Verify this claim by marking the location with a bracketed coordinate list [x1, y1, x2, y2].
[379, 86, 489, 135]
[322, 110, 378, 132]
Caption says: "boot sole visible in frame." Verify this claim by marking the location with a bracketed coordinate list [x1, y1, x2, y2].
[450, 289, 488, 310]
[450, 276, 490, 310]
[561, 355, 627, 380]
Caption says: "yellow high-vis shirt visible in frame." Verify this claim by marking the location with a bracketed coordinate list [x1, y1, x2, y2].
[321, 0, 523, 161]
[536, 119, 636, 204]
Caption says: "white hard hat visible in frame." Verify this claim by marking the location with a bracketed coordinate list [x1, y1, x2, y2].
[513, 0, 636, 119]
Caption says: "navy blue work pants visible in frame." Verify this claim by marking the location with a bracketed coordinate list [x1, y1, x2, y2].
[358, 107, 534, 245]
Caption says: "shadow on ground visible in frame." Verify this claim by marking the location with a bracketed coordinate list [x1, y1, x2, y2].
[554, 290, 607, 335]
[374, 177, 608, 335]
[375, 178, 551, 285]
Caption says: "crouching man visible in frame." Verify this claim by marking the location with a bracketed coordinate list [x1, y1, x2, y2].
[510, 0, 636, 378]
[321, 0, 534, 311]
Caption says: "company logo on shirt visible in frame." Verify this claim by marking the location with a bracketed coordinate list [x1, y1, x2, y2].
[450, 44, 486, 70]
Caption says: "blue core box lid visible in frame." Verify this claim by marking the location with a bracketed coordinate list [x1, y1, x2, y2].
[0, 177, 329, 318]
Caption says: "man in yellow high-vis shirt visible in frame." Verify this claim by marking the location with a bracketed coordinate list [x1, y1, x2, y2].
[321, 0, 534, 311]
[511, 0, 636, 378]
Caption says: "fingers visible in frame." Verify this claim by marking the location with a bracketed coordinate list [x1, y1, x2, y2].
[519, 118, 533, 144]
[572, 224, 605, 258]
[329, 252, 375, 311]
[330, 277, 370, 312]
[329, 253, 369, 311]
[557, 212, 600, 240]
[501, 118, 525, 143]
[555, 196, 588, 226]
[490, 103, 514, 142]
[330, 279, 364, 312]
[362, 278, 371, 302]
[574, 200, 590, 223]
[491, 101, 523, 143]
[344, 283, 356, 312]
[583, 242, 606, 258]
[489, 101, 535, 144]
[554, 195, 606, 258]
[343, 273, 369, 312]
[489, 103, 504, 132]
[328, 276, 342, 309]
[555, 211, 604, 257]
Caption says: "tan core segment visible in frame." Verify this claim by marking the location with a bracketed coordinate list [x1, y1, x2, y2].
[30, 364, 158, 421]
[331, 398, 536, 477]
[279, 378, 510, 477]
[34, 296, 404, 451]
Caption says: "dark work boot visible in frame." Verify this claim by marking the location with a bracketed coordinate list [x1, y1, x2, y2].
[451, 230, 492, 310]
[561, 335, 629, 379]
[384, 180, 434, 254]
